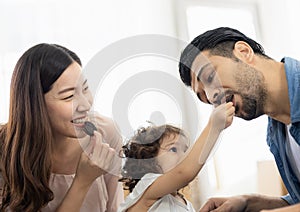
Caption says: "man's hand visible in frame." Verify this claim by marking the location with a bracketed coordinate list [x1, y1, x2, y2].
[199, 196, 247, 212]
[199, 195, 289, 212]
[261, 203, 300, 212]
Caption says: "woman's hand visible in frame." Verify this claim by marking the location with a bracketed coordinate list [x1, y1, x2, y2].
[76, 131, 120, 187]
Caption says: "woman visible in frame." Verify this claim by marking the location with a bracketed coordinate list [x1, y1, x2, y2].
[0, 44, 123, 211]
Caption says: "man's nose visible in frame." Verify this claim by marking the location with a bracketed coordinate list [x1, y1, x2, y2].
[207, 88, 225, 106]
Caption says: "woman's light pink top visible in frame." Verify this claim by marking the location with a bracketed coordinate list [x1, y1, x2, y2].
[43, 114, 124, 211]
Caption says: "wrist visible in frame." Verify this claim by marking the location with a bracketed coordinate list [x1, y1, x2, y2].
[207, 119, 223, 134]
[73, 175, 94, 193]
[241, 194, 289, 211]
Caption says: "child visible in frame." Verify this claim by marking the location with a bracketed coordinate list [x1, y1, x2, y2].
[118, 102, 235, 211]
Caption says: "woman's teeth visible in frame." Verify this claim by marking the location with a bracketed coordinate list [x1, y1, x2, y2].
[72, 118, 86, 124]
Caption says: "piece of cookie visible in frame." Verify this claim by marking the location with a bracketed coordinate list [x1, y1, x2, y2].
[83, 121, 97, 136]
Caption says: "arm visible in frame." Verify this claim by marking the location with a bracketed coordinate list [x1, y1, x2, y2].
[138, 102, 235, 206]
[99, 115, 124, 211]
[104, 174, 124, 212]
[244, 195, 289, 211]
[104, 132, 124, 212]
[199, 194, 289, 212]
[54, 154, 103, 212]
[261, 203, 300, 212]
[55, 132, 117, 212]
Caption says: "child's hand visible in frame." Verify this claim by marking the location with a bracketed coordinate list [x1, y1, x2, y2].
[209, 102, 235, 131]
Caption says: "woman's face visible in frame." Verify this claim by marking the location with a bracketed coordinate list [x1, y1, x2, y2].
[44, 62, 93, 140]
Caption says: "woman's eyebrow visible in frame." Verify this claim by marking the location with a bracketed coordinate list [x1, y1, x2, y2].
[58, 87, 75, 95]
[58, 79, 88, 95]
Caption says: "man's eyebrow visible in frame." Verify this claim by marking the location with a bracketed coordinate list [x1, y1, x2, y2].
[196, 63, 211, 81]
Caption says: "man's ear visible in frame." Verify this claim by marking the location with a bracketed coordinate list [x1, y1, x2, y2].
[233, 41, 254, 63]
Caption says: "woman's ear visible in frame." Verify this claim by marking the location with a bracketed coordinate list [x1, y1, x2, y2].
[233, 41, 254, 64]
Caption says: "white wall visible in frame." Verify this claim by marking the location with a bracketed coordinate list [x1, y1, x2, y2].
[0, 0, 183, 124]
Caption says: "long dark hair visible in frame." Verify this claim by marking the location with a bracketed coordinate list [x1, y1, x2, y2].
[120, 124, 187, 192]
[0, 43, 81, 211]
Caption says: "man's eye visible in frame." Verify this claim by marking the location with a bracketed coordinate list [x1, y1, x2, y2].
[169, 147, 177, 152]
[207, 71, 215, 83]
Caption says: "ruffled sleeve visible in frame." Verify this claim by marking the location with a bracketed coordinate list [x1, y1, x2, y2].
[92, 113, 123, 152]
[118, 173, 161, 212]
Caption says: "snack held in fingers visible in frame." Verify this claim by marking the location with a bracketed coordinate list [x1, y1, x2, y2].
[83, 121, 97, 136]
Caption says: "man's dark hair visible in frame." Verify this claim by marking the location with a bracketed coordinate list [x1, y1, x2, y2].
[179, 27, 270, 86]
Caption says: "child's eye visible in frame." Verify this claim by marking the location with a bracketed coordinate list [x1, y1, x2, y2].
[169, 147, 177, 152]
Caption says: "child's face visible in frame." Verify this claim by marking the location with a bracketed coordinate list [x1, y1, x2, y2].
[157, 133, 189, 173]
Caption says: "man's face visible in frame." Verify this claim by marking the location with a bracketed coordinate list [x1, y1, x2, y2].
[190, 50, 267, 120]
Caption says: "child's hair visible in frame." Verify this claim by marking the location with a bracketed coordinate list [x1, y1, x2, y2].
[120, 124, 188, 192]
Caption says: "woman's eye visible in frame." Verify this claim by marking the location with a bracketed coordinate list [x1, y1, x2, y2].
[83, 86, 89, 91]
[169, 147, 177, 152]
[62, 95, 74, 100]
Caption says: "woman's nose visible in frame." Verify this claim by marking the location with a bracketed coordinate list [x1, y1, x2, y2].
[77, 94, 92, 112]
